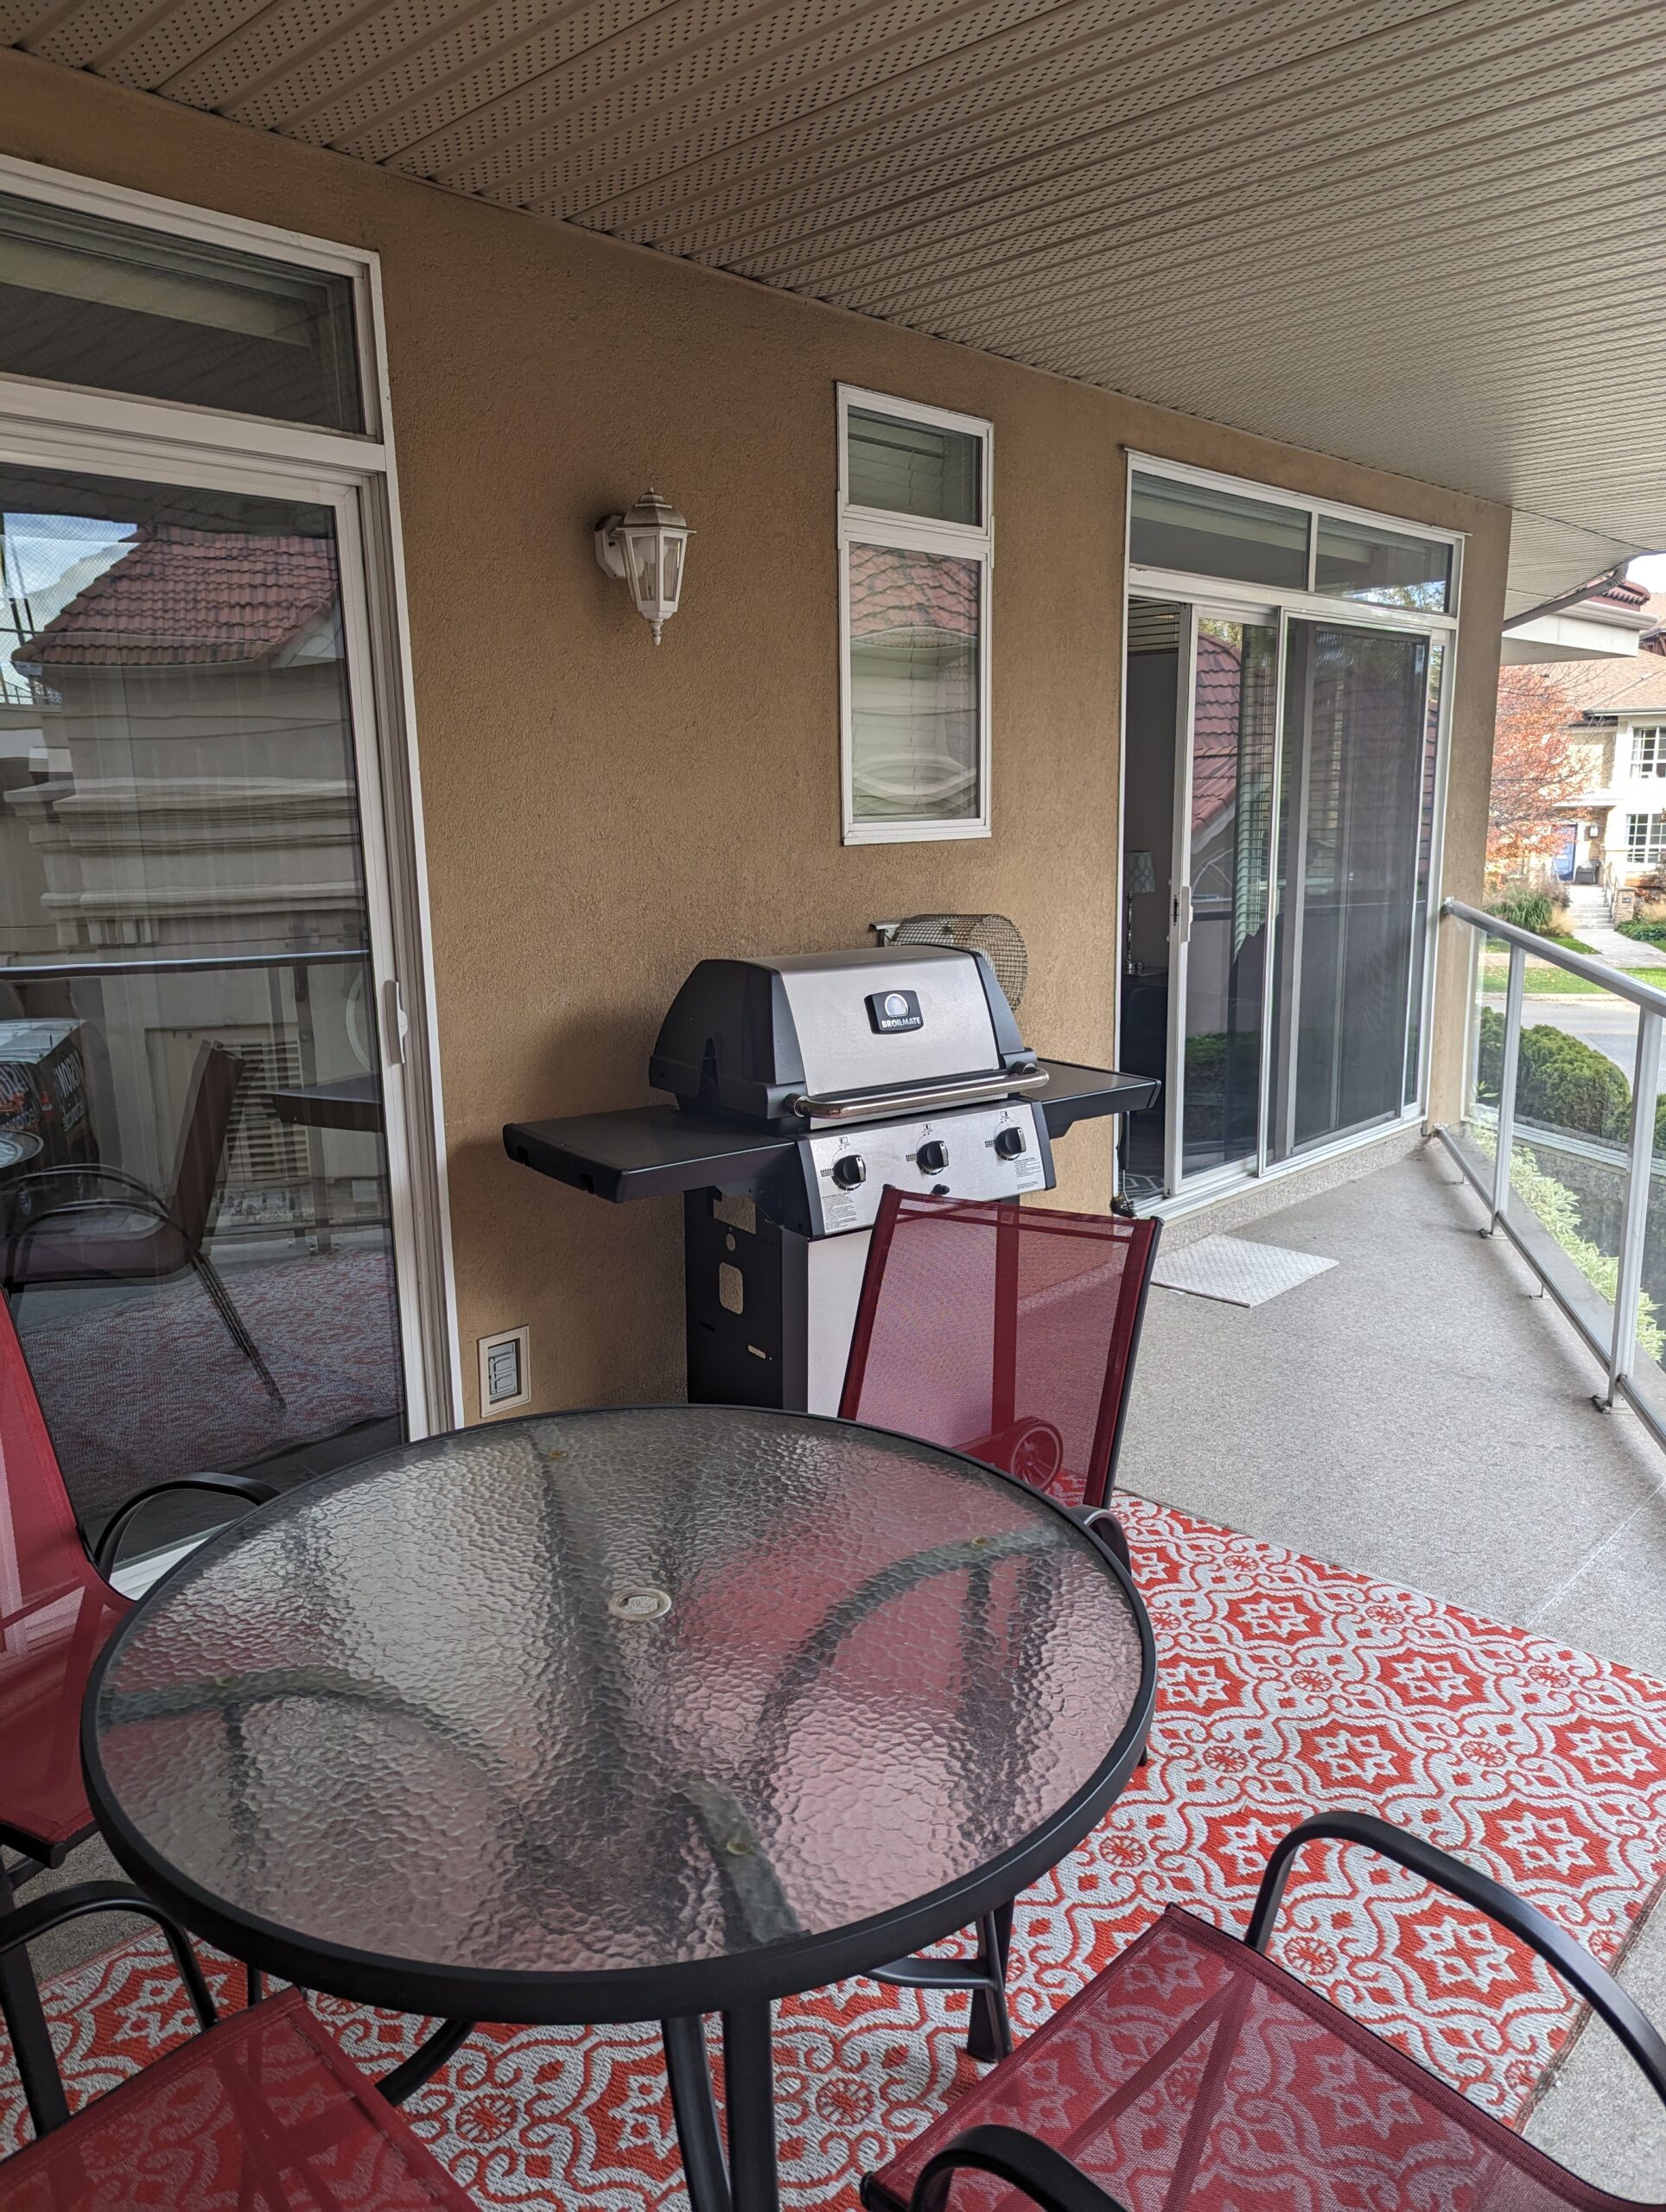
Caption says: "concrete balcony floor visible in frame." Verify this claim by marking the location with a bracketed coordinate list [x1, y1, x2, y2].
[1122, 1141, 1666, 2197]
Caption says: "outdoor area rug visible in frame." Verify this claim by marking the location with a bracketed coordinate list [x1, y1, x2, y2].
[6, 1493, 1665, 2208]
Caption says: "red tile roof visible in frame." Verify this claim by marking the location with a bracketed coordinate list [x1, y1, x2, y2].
[849, 542, 977, 640]
[12, 525, 339, 670]
[1191, 626, 1250, 828]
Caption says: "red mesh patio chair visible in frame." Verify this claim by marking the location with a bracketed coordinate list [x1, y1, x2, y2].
[3, 1043, 283, 1404]
[841, 1191, 1162, 1561]
[864, 1810, 1666, 2212]
[839, 1193, 1160, 2069]
[0, 1882, 475, 2210]
[0, 1289, 273, 2135]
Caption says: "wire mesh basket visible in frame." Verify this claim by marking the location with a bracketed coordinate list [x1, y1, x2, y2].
[878, 913, 1029, 1012]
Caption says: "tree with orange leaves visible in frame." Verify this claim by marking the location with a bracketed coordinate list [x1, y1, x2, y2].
[1487, 664, 1586, 878]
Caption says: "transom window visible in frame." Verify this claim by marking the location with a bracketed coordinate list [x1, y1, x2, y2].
[0, 184, 363, 431]
[838, 387, 993, 844]
[1127, 461, 1458, 619]
[1626, 813, 1666, 862]
[1632, 728, 1666, 777]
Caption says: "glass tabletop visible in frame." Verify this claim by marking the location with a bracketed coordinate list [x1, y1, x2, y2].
[86, 1405, 1152, 2023]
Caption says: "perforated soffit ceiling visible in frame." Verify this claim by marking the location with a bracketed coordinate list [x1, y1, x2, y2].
[5, 0, 1660, 613]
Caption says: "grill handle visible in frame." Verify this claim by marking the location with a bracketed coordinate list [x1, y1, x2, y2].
[789, 1065, 1049, 1121]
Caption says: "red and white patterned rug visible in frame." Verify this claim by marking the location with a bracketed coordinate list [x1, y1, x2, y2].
[7, 1495, 1665, 2206]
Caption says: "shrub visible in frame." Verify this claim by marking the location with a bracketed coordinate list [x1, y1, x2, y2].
[1486, 891, 1556, 935]
[1617, 916, 1666, 946]
[1477, 1007, 1632, 1141]
[1473, 1130, 1665, 1359]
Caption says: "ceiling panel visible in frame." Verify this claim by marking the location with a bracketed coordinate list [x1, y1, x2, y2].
[7, 0, 1659, 610]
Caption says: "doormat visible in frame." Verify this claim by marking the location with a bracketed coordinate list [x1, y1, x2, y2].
[7, 1495, 1664, 2209]
[1152, 1233, 1337, 1306]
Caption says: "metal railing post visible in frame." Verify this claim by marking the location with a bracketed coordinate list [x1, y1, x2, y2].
[1606, 1008, 1663, 1408]
[1488, 941, 1525, 1236]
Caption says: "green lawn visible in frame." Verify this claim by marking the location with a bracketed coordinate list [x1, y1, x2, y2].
[1480, 956, 1666, 997]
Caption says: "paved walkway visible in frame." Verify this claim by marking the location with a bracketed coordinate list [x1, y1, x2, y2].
[1122, 1144, 1666, 2196]
[1564, 882, 1666, 967]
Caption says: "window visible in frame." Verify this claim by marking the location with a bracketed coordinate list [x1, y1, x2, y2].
[1314, 516, 1451, 612]
[1627, 814, 1666, 863]
[839, 388, 992, 842]
[1129, 472, 1309, 591]
[0, 185, 362, 430]
[1634, 728, 1666, 777]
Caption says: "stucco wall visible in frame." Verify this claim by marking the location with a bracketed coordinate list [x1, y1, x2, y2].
[0, 50, 1512, 1420]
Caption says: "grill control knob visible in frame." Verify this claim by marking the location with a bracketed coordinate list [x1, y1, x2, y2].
[916, 1139, 949, 1175]
[831, 1154, 867, 1189]
[994, 1126, 1027, 1160]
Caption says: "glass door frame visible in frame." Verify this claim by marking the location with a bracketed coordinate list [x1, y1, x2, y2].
[0, 154, 457, 1432]
[1122, 570, 1460, 1214]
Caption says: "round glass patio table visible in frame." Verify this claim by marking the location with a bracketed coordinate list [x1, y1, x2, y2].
[84, 1405, 1154, 2212]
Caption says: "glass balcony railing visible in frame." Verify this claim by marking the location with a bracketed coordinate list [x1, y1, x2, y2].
[1445, 898, 1666, 1441]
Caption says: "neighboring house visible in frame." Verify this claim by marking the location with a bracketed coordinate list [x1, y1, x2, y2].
[1534, 588, 1666, 887]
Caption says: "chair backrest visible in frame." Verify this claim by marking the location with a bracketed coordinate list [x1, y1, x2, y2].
[0, 1288, 99, 1624]
[164, 1043, 244, 1249]
[840, 1190, 1161, 1511]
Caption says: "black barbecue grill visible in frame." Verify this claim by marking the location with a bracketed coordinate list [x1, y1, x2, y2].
[505, 945, 1159, 1413]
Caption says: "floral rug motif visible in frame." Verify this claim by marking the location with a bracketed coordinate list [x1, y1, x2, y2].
[6, 1495, 1665, 2207]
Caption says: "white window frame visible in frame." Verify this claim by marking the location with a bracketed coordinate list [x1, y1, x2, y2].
[1632, 727, 1666, 778]
[837, 384, 994, 845]
[1627, 813, 1666, 865]
[0, 151, 460, 1433]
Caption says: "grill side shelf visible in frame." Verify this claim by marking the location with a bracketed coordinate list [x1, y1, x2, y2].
[503, 1108, 796, 1204]
[1032, 1062, 1161, 1135]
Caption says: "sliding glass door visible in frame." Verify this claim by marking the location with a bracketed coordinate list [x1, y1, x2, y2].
[1, 459, 412, 1556]
[1119, 599, 1444, 1202]
[1269, 620, 1434, 1160]
[1176, 614, 1279, 1180]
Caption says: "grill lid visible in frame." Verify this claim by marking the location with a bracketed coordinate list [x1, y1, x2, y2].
[650, 946, 1038, 1130]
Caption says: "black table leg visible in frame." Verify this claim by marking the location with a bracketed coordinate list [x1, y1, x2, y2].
[964, 1897, 1015, 2063]
[722, 2002, 780, 2212]
[663, 2014, 732, 2212]
[0, 1857, 69, 2136]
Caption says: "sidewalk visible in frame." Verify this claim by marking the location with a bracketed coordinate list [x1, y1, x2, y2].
[1564, 884, 1666, 968]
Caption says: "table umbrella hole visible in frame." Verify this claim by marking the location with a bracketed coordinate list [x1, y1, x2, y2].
[608, 1586, 672, 1621]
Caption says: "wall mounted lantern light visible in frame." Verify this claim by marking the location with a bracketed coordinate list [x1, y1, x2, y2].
[595, 490, 692, 644]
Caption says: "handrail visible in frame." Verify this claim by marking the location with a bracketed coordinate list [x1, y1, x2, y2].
[1442, 899, 1666, 1015]
[1441, 896, 1663, 1425]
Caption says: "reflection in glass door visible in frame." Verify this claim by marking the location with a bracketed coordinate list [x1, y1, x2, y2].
[1178, 615, 1278, 1181]
[0, 467, 407, 1555]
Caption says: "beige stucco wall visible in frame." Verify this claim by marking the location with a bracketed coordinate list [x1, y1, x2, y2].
[0, 49, 1511, 1419]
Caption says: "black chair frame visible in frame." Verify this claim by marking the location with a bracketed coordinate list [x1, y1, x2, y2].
[0, 1880, 474, 2144]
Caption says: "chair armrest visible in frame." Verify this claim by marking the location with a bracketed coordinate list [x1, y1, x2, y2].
[0, 1881, 217, 2034]
[1249, 1811, 1666, 2110]
[94, 1472, 277, 1579]
[910, 2126, 1130, 2212]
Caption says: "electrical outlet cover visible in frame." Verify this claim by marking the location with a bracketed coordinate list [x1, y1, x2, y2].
[478, 1325, 531, 1414]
